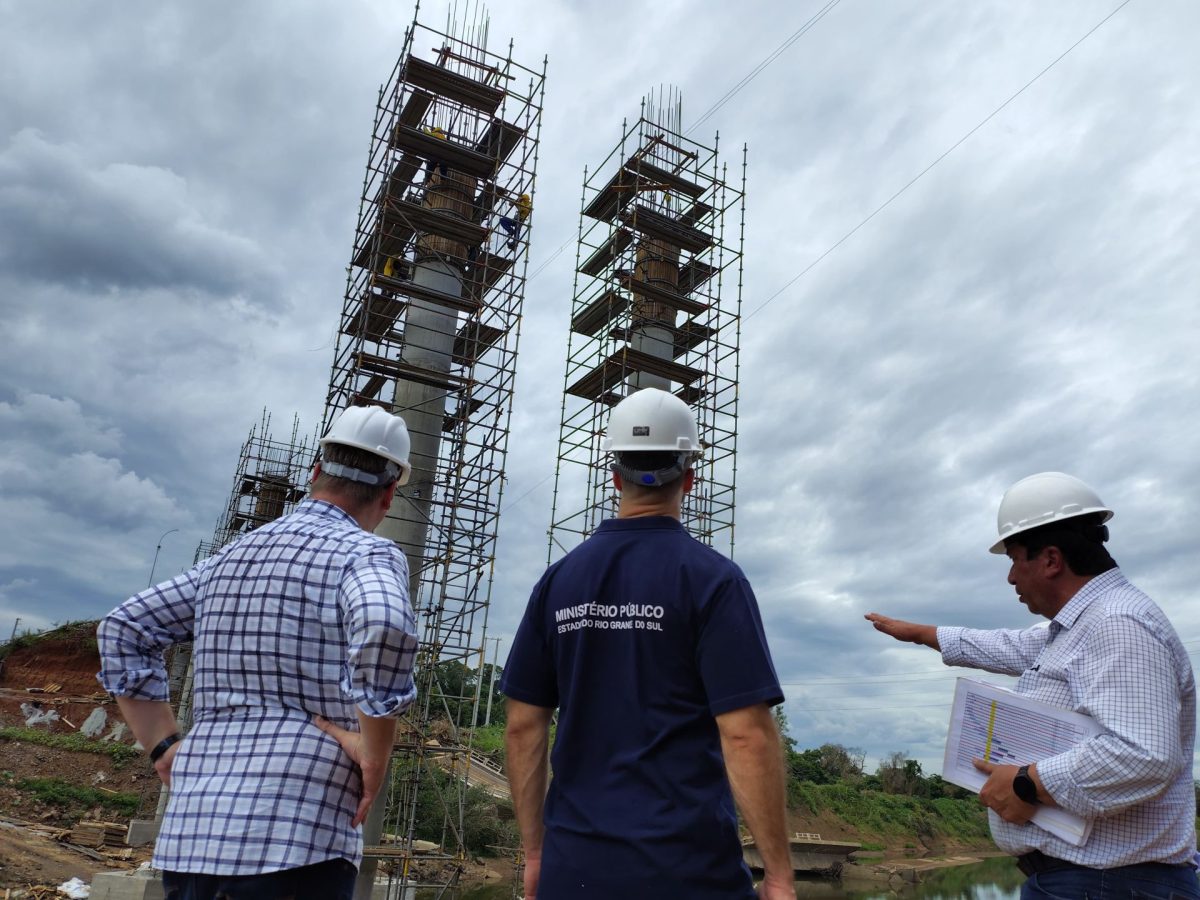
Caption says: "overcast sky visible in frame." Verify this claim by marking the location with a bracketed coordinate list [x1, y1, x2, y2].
[2, 0, 1198, 774]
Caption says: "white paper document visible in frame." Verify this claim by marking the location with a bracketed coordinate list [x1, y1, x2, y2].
[943, 677, 1102, 847]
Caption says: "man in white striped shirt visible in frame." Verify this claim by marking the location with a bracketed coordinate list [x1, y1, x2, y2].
[867, 472, 1198, 900]
[98, 407, 419, 900]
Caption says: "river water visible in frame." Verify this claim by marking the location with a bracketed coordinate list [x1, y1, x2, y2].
[415, 856, 1024, 899]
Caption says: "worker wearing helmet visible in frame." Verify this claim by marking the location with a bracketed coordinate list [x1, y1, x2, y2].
[501, 388, 793, 899]
[497, 192, 532, 251]
[867, 473, 1197, 899]
[98, 405, 420, 900]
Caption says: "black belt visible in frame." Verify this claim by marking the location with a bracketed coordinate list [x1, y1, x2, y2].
[1017, 850, 1192, 878]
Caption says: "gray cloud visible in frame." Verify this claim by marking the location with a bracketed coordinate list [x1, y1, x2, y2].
[3, 0, 1199, 776]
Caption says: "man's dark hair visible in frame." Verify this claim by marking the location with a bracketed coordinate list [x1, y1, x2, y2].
[1006, 513, 1117, 576]
[613, 450, 690, 489]
[312, 443, 397, 506]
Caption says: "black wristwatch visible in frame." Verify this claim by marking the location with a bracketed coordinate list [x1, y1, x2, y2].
[1013, 764, 1040, 805]
[149, 733, 182, 763]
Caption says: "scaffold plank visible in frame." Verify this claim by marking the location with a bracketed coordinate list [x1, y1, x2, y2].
[618, 273, 708, 316]
[565, 346, 703, 400]
[623, 156, 704, 198]
[357, 373, 389, 401]
[391, 124, 496, 179]
[618, 204, 712, 254]
[465, 251, 514, 300]
[442, 397, 485, 432]
[571, 289, 630, 336]
[674, 320, 716, 356]
[399, 89, 434, 127]
[342, 289, 407, 342]
[404, 55, 505, 114]
[475, 117, 525, 168]
[355, 351, 466, 392]
[381, 275, 481, 315]
[679, 200, 714, 227]
[452, 321, 506, 365]
[582, 170, 632, 223]
[384, 199, 489, 247]
[579, 228, 634, 276]
[678, 259, 719, 294]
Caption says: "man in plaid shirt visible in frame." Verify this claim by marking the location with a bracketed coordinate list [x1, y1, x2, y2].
[868, 472, 1198, 899]
[98, 407, 419, 900]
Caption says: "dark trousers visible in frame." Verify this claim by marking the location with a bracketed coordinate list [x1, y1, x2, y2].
[1021, 860, 1200, 899]
[163, 858, 356, 900]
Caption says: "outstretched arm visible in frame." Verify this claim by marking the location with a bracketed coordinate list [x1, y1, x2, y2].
[717, 703, 794, 900]
[505, 698, 554, 900]
[865, 613, 941, 650]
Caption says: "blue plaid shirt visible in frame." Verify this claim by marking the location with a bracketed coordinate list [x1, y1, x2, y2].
[939, 568, 1196, 867]
[98, 499, 418, 875]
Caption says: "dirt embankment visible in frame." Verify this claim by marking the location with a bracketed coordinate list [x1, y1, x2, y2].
[0, 623, 158, 888]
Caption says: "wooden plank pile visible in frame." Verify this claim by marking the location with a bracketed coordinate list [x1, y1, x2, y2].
[67, 819, 126, 847]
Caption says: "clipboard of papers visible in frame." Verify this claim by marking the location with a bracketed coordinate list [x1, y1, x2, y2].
[943, 678, 1102, 847]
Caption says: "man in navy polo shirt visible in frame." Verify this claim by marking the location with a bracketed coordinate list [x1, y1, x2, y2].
[501, 388, 793, 899]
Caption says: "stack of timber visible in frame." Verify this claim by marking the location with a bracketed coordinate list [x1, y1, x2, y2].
[67, 820, 127, 848]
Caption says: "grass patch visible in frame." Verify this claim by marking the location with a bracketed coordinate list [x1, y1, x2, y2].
[788, 782, 991, 843]
[0, 726, 140, 766]
[470, 723, 505, 758]
[15, 777, 139, 817]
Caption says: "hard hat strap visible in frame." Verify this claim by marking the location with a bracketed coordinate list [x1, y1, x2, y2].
[611, 453, 690, 488]
[322, 460, 402, 486]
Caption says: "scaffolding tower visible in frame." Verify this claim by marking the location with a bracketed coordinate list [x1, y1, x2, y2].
[321, 6, 544, 896]
[194, 410, 316, 562]
[549, 91, 746, 559]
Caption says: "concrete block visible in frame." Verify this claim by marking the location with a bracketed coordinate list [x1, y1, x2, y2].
[126, 818, 162, 847]
[90, 869, 164, 900]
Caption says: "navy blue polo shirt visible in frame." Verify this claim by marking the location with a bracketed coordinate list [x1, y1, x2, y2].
[501, 516, 783, 899]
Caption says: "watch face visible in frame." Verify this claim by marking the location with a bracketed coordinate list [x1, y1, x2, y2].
[1013, 771, 1038, 804]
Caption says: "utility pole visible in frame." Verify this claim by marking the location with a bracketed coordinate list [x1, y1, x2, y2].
[484, 636, 501, 726]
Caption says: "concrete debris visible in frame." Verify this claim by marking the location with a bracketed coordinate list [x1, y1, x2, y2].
[100, 723, 128, 743]
[80, 708, 107, 738]
[57, 877, 90, 898]
[21, 702, 60, 727]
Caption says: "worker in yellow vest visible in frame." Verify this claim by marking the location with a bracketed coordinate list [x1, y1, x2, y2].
[498, 193, 532, 251]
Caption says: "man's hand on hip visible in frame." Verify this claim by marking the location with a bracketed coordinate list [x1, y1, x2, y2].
[153, 740, 180, 787]
[314, 714, 395, 828]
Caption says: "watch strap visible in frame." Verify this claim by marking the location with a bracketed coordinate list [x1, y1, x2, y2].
[1014, 764, 1040, 804]
[149, 733, 182, 763]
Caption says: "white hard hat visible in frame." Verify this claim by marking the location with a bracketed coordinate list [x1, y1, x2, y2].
[320, 406, 412, 487]
[989, 471, 1112, 554]
[600, 388, 702, 454]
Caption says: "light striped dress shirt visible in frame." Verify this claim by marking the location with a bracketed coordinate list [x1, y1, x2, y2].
[939, 568, 1196, 867]
[98, 499, 418, 875]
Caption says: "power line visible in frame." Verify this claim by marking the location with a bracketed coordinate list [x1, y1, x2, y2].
[745, 0, 1136, 321]
[686, 0, 846, 135]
